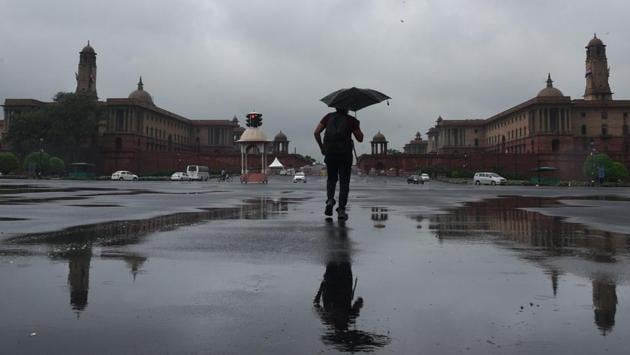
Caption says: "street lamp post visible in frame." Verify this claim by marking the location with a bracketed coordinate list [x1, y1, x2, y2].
[38, 138, 44, 179]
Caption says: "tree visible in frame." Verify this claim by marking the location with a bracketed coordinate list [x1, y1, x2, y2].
[302, 155, 316, 165]
[0, 152, 20, 174]
[583, 153, 613, 181]
[49, 157, 66, 175]
[23, 151, 51, 175]
[583, 153, 628, 182]
[609, 162, 629, 181]
[6, 92, 101, 162]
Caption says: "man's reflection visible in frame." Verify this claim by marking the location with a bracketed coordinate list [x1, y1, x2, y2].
[313, 221, 389, 352]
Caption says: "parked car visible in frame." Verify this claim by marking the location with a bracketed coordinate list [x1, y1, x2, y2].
[473, 172, 506, 185]
[407, 175, 423, 184]
[170, 172, 190, 181]
[293, 172, 307, 183]
[111, 170, 139, 181]
[420, 173, 430, 182]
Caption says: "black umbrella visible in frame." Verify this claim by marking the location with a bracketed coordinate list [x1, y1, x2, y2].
[321, 87, 391, 111]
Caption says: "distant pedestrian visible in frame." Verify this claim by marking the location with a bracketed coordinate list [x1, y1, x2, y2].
[314, 108, 364, 220]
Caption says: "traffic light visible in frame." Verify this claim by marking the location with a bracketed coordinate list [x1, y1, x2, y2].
[245, 112, 263, 127]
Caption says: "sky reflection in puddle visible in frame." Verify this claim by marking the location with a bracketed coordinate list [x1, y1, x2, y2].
[2, 194, 630, 353]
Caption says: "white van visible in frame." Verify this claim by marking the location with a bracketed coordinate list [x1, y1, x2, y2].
[473, 172, 506, 185]
[186, 165, 210, 181]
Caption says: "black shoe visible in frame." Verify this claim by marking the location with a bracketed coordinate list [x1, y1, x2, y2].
[337, 207, 348, 220]
[325, 199, 335, 216]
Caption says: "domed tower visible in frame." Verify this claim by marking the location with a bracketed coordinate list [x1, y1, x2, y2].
[76, 41, 97, 96]
[128, 77, 154, 105]
[371, 131, 388, 155]
[537, 74, 564, 97]
[273, 131, 289, 154]
[584, 34, 612, 101]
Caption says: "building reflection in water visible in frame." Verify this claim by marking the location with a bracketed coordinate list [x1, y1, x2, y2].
[53, 245, 149, 315]
[20, 197, 297, 315]
[371, 207, 388, 229]
[313, 220, 390, 352]
[423, 196, 630, 335]
[593, 280, 617, 335]
[66, 248, 92, 312]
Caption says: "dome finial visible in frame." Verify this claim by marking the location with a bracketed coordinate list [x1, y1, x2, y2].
[546, 73, 553, 88]
[137, 76, 144, 90]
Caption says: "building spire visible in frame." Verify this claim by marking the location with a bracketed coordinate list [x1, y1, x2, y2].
[137, 76, 144, 91]
[546, 73, 553, 88]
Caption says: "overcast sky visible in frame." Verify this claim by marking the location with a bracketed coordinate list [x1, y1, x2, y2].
[2, 0, 630, 159]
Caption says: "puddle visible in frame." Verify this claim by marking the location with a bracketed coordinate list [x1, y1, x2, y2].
[419, 195, 630, 337]
[7, 197, 303, 246]
[2, 192, 630, 353]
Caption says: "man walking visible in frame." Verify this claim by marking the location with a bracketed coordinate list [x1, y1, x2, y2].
[314, 108, 364, 220]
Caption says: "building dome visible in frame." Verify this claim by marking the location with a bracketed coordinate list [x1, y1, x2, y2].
[238, 127, 268, 142]
[274, 131, 288, 141]
[81, 41, 95, 53]
[537, 74, 564, 97]
[587, 34, 604, 47]
[128, 77, 154, 105]
[372, 131, 387, 142]
[411, 132, 423, 143]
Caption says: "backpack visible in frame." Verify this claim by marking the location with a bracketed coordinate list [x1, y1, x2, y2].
[323, 113, 352, 155]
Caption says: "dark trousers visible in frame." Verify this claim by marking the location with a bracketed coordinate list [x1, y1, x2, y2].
[325, 154, 352, 209]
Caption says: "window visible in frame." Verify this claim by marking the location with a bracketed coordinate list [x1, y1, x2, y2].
[601, 111, 608, 119]
[116, 110, 124, 130]
[601, 124, 608, 135]
[474, 138, 479, 147]
[551, 139, 560, 153]
[581, 112, 586, 118]
[581, 124, 587, 135]
[624, 112, 628, 118]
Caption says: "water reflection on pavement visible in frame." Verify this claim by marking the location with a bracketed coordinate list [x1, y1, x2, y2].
[1, 184, 630, 354]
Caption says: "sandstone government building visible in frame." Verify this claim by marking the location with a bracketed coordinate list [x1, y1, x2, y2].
[360, 35, 630, 180]
[2, 36, 630, 179]
[0, 42, 307, 174]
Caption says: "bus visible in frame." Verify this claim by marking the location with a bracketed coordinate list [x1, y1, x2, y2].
[186, 165, 210, 181]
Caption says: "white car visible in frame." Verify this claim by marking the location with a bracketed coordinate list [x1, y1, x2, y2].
[293, 172, 307, 183]
[170, 172, 190, 181]
[473, 172, 506, 185]
[111, 170, 139, 181]
[420, 173, 430, 182]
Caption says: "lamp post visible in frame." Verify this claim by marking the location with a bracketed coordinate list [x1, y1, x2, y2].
[38, 137, 44, 179]
[589, 141, 596, 186]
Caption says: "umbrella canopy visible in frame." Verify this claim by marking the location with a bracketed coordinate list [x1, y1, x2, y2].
[321, 87, 391, 111]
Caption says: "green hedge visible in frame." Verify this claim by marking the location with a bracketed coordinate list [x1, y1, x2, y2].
[0, 152, 20, 174]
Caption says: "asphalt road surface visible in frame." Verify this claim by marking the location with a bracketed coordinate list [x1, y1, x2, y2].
[1, 177, 630, 354]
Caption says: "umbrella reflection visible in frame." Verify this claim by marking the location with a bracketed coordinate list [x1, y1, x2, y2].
[313, 220, 390, 352]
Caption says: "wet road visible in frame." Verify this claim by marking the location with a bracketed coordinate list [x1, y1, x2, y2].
[1, 177, 630, 354]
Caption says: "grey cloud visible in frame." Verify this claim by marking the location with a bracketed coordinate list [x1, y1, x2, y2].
[2, 0, 630, 158]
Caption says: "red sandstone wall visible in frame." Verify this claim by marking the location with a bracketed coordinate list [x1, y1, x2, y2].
[357, 152, 618, 180]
